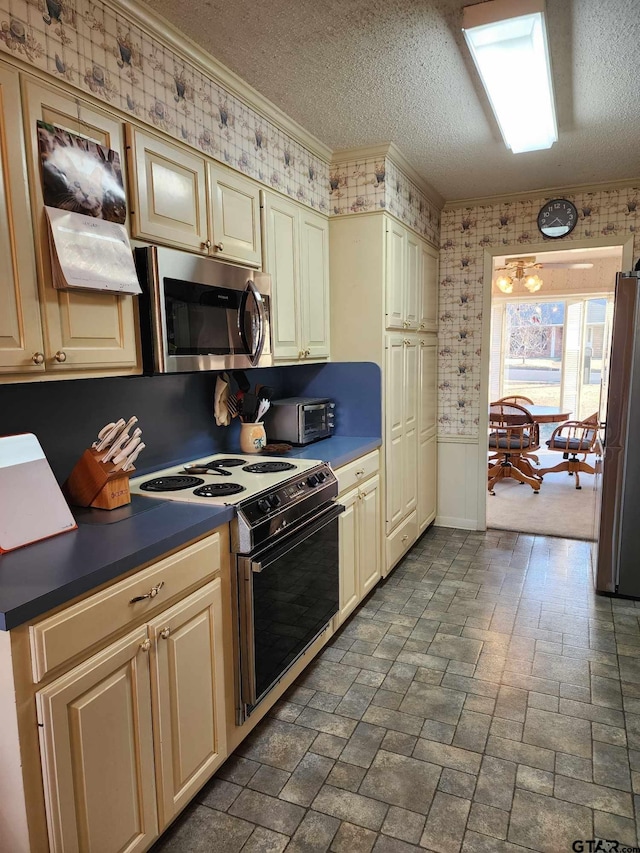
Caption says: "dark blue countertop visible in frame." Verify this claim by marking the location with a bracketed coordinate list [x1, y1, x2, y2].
[0, 436, 380, 631]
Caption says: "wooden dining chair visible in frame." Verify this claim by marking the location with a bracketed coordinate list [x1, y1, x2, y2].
[488, 401, 541, 495]
[537, 412, 600, 489]
[497, 395, 534, 407]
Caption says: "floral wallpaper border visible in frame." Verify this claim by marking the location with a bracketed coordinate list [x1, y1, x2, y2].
[438, 186, 640, 437]
[0, 0, 330, 210]
[329, 155, 440, 246]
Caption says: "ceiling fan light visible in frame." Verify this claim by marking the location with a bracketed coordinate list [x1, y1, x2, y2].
[462, 0, 558, 154]
[496, 274, 514, 293]
[524, 274, 543, 292]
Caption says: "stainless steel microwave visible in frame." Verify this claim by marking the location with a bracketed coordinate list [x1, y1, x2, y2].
[135, 245, 272, 373]
[263, 397, 336, 445]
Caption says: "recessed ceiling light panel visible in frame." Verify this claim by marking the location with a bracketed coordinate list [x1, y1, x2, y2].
[462, 0, 558, 154]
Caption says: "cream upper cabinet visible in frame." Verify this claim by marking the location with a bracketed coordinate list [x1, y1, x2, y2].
[405, 233, 420, 330]
[419, 243, 439, 332]
[127, 127, 209, 253]
[21, 78, 138, 373]
[149, 579, 226, 830]
[300, 208, 330, 359]
[36, 627, 158, 853]
[209, 165, 262, 267]
[385, 220, 405, 330]
[263, 192, 300, 359]
[337, 487, 359, 625]
[0, 64, 43, 375]
[263, 190, 330, 361]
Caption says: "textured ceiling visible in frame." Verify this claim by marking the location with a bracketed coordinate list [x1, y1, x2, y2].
[143, 0, 640, 202]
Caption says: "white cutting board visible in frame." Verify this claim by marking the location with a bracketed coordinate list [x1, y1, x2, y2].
[0, 434, 77, 553]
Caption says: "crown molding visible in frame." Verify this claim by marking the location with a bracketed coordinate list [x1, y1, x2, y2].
[444, 176, 640, 210]
[112, 0, 333, 163]
[331, 142, 444, 210]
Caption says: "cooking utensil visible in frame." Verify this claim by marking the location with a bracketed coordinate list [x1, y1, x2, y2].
[227, 394, 239, 417]
[233, 370, 250, 393]
[94, 419, 126, 453]
[241, 392, 258, 422]
[182, 463, 233, 476]
[256, 398, 271, 422]
[255, 384, 275, 401]
[120, 443, 145, 472]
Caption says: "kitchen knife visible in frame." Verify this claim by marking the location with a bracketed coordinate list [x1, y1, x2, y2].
[112, 434, 142, 466]
[92, 422, 116, 449]
[94, 419, 126, 453]
[102, 427, 142, 463]
[120, 442, 145, 472]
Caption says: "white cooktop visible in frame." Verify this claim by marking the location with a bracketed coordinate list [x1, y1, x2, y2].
[129, 453, 323, 506]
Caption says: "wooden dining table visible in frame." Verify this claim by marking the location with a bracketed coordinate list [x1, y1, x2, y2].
[526, 405, 572, 424]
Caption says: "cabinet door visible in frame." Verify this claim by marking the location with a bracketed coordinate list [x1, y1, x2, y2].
[0, 64, 44, 375]
[403, 338, 419, 517]
[337, 487, 359, 626]
[419, 243, 438, 332]
[385, 335, 405, 533]
[36, 627, 157, 853]
[405, 233, 420, 330]
[22, 79, 138, 371]
[418, 434, 437, 532]
[127, 127, 208, 253]
[359, 474, 381, 597]
[419, 338, 437, 441]
[300, 208, 330, 358]
[209, 165, 261, 266]
[263, 192, 301, 359]
[149, 579, 226, 829]
[385, 220, 405, 330]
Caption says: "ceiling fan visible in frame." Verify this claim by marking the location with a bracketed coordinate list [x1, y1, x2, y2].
[494, 255, 593, 294]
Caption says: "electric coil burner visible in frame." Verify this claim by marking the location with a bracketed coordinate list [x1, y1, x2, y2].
[193, 483, 245, 498]
[243, 461, 296, 474]
[212, 458, 246, 467]
[140, 475, 204, 492]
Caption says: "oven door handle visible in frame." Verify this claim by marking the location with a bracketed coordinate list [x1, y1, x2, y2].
[238, 280, 266, 367]
[249, 502, 344, 572]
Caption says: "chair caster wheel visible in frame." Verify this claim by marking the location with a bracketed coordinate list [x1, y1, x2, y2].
[533, 491, 539, 495]
[576, 486, 581, 490]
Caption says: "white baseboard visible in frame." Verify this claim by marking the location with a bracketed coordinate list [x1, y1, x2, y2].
[434, 515, 480, 530]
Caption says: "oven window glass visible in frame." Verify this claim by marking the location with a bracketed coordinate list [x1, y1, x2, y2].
[164, 277, 243, 355]
[303, 407, 328, 436]
[251, 518, 339, 704]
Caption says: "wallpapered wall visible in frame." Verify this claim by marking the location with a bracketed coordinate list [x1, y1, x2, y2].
[329, 156, 440, 247]
[0, 0, 440, 239]
[438, 186, 640, 437]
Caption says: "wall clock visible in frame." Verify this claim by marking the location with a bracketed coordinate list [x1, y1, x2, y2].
[537, 199, 578, 239]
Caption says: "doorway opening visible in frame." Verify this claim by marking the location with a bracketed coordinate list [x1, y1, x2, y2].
[484, 244, 622, 539]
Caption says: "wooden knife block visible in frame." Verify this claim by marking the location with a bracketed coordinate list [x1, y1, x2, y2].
[63, 449, 134, 510]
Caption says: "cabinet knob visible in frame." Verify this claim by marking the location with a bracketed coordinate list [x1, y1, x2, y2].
[139, 639, 151, 653]
[298, 350, 305, 359]
[54, 350, 67, 363]
[403, 339, 411, 346]
[32, 352, 45, 365]
[420, 323, 426, 330]
[403, 321, 409, 328]
[213, 241, 224, 252]
[355, 469, 365, 477]
[401, 534, 408, 542]
[159, 627, 171, 640]
[420, 340, 427, 347]
[304, 348, 311, 357]
[202, 239, 212, 249]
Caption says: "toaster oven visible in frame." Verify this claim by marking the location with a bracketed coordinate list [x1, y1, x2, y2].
[263, 397, 336, 445]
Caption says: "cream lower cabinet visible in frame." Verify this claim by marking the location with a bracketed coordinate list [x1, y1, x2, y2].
[21, 78, 138, 374]
[263, 191, 330, 361]
[36, 579, 226, 852]
[336, 470, 381, 626]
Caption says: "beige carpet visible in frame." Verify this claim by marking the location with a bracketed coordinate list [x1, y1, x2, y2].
[486, 450, 598, 540]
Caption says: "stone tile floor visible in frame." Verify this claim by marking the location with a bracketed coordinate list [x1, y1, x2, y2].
[152, 526, 640, 853]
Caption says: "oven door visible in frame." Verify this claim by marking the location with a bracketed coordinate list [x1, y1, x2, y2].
[300, 402, 334, 442]
[237, 502, 343, 716]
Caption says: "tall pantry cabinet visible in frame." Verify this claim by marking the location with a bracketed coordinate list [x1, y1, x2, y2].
[330, 212, 438, 573]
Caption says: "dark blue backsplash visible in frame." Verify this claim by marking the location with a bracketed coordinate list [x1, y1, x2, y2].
[0, 362, 381, 481]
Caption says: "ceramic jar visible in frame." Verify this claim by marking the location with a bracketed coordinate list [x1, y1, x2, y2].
[240, 422, 266, 453]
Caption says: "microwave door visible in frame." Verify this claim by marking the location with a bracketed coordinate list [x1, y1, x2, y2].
[238, 280, 266, 366]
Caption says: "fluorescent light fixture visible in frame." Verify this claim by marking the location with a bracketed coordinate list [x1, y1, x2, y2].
[462, 0, 557, 153]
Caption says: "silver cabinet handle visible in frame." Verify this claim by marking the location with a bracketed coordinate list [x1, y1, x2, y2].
[202, 239, 212, 249]
[139, 639, 151, 653]
[54, 350, 67, 363]
[214, 241, 224, 251]
[403, 321, 409, 328]
[304, 348, 311, 357]
[130, 581, 164, 604]
[159, 627, 171, 640]
[298, 350, 305, 358]
[32, 352, 45, 365]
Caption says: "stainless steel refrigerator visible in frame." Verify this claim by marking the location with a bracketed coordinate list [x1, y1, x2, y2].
[596, 270, 640, 595]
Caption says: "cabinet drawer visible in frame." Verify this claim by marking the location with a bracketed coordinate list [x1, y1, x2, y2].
[386, 511, 417, 573]
[30, 532, 221, 682]
[336, 450, 380, 496]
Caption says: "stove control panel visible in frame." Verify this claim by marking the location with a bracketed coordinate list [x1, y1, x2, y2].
[239, 464, 336, 523]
